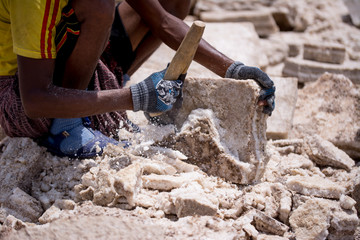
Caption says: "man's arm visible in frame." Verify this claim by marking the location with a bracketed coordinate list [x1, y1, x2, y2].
[17, 56, 133, 119]
[126, 0, 234, 77]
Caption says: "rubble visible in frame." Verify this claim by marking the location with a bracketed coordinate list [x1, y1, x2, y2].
[292, 73, 360, 159]
[1, 0, 360, 239]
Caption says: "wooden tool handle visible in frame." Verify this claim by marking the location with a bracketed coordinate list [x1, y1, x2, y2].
[164, 21, 206, 80]
[149, 21, 205, 117]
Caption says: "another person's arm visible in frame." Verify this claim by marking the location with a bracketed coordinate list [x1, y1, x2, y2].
[126, 0, 233, 77]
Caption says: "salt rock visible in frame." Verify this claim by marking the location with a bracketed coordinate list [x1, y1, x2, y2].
[286, 175, 346, 199]
[266, 77, 298, 140]
[291, 73, 360, 159]
[113, 163, 143, 207]
[142, 172, 205, 191]
[0, 138, 47, 203]
[170, 182, 219, 218]
[253, 209, 289, 236]
[289, 198, 331, 240]
[174, 193, 218, 218]
[3, 188, 43, 223]
[290, 198, 359, 240]
[199, 10, 279, 37]
[283, 58, 360, 84]
[339, 195, 357, 210]
[167, 78, 268, 185]
[304, 135, 355, 171]
[303, 42, 346, 64]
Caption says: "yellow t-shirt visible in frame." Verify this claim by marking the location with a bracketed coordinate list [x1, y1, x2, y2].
[0, 0, 69, 76]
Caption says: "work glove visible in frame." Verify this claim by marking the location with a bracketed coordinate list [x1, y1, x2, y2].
[225, 61, 276, 116]
[130, 68, 184, 113]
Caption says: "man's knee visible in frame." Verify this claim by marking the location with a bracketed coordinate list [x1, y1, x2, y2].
[159, 0, 191, 20]
[72, 0, 115, 27]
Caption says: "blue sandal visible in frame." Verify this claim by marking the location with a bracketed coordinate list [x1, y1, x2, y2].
[40, 125, 130, 159]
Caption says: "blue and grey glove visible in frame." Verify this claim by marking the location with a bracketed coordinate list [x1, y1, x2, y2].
[225, 61, 276, 116]
[130, 68, 184, 113]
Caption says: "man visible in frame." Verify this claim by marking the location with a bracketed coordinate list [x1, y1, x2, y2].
[0, 0, 275, 158]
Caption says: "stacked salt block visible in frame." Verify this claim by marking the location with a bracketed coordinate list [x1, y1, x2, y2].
[283, 41, 360, 84]
[266, 77, 298, 140]
[292, 73, 360, 159]
[199, 10, 279, 37]
[167, 78, 268, 184]
[303, 42, 346, 64]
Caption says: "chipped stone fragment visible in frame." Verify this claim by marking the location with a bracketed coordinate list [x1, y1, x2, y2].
[92, 170, 116, 206]
[200, 10, 279, 37]
[290, 199, 331, 240]
[3, 215, 26, 231]
[352, 177, 360, 214]
[113, 163, 143, 207]
[305, 135, 355, 171]
[303, 42, 346, 64]
[257, 235, 288, 240]
[174, 193, 218, 218]
[339, 194, 356, 210]
[283, 58, 360, 84]
[4, 188, 43, 223]
[38, 205, 62, 224]
[286, 176, 345, 199]
[142, 172, 205, 191]
[152, 154, 199, 173]
[253, 209, 289, 236]
[266, 77, 298, 140]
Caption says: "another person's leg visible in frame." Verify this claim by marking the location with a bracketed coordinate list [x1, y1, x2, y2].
[45, 0, 126, 158]
[114, 0, 191, 76]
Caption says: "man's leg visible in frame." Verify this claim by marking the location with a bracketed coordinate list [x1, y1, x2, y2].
[45, 0, 126, 158]
[117, 0, 191, 76]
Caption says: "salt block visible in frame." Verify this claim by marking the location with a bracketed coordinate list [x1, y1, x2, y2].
[343, 0, 360, 27]
[113, 163, 143, 207]
[142, 172, 204, 191]
[283, 58, 360, 84]
[286, 176, 345, 199]
[170, 78, 268, 185]
[253, 209, 289, 236]
[174, 193, 218, 218]
[292, 73, 360, 159]
[4, 188, 43, 223]
[266, 77, 298, 140]
[304, 135, 355, 171]
[200, 10, 279, 37]
[303, 42, 346, 64]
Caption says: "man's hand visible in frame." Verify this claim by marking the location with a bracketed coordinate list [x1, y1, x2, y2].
[130, 68, 184, 113]
[225, 61, 275, 116]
